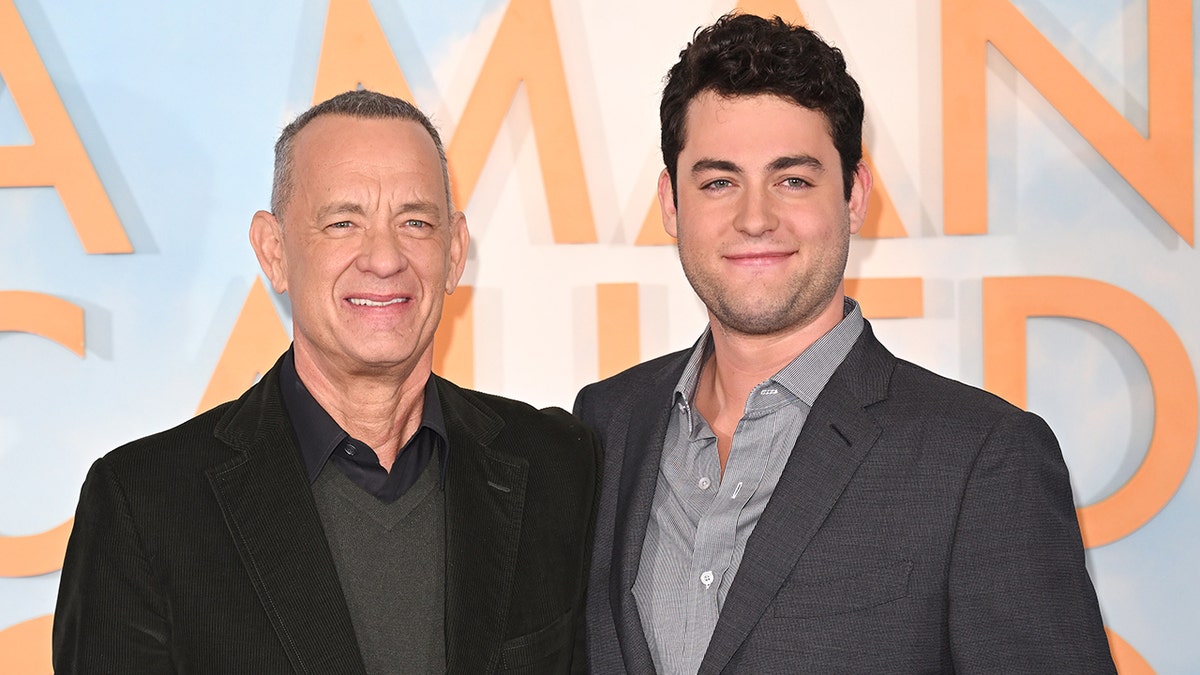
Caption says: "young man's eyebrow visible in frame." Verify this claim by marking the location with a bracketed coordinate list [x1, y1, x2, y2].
[691, 158, 743, 175]
[767, 155, 824, 173]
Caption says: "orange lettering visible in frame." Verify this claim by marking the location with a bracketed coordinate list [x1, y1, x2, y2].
[196, 278, 290, 414]
[0, 519, 72, 578]
[596, 283, 640, 379]
[0, 291, 84, 356]
[1107, 628, 1155, 675]
[0, 291, 83, 577]
[448, 0, 596, 243]
[0, 0, 131, 254]
[845, 278, 924, 319]
[0, 614, 51, 675]
[982, 276, 1197, 548]
[313, 0, 414, 103]
[942, 0, 1193, 244]
[433, 286, 474, 387]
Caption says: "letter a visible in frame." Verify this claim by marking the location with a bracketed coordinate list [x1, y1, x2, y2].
[0, 0, 131, 253]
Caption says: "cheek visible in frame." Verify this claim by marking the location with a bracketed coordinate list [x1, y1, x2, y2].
[416, 241, 454, 276]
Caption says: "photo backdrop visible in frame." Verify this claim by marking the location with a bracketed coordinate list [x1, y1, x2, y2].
[1, 0, 1197, 671]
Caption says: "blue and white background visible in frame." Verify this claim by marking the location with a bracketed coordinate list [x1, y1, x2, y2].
[1, 0, 1197, 671]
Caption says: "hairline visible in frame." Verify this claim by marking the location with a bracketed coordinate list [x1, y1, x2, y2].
[270, 91, 454, 224]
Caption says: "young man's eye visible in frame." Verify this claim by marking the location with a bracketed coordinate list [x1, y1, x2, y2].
[703, 179, 733, 191]
[782, 177, 811, 188]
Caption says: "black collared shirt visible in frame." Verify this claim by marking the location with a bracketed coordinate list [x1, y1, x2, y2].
[279, 349, 448, 503]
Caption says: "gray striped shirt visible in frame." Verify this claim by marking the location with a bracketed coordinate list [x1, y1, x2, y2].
[632, 298, 864, 675]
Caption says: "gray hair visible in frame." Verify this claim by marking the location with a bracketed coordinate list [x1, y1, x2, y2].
[270, 89, 453, 219]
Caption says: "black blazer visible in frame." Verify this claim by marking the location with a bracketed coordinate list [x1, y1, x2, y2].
[575, 321, 1115, 674]
[54, 355, 601, 674]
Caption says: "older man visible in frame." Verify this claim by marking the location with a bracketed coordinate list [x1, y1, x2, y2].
[576, 14, 1114, 674]
[55, 90, 599, 674]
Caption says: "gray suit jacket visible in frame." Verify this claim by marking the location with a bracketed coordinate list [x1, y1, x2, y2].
[575, 321, 1114, 674]
[55, 353, 601, 674]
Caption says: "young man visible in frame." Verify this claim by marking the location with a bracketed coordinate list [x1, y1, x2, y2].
[576, 14, 1114, 674]
[55, 90, 599, 674]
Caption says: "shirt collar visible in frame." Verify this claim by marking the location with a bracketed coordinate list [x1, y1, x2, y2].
[771, 297, 863, 405]
[278, 347, 448, 484]
[672, 297, 865, 421]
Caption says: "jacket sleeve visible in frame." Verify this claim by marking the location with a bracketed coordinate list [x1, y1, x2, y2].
[947, 409, 1116, 673]
[571, 425, 603, 675]
[53, 457, 175, 674]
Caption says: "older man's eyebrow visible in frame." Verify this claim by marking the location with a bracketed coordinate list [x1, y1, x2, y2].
[313, 200, 445, 222]
[691, 158, 743, 175]
[394, 200, 443, 218]
[768, 155, 825, 173]
[315, 201, 367, 221]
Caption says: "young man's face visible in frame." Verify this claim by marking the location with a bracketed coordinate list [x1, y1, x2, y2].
[659, 91, 871, 339]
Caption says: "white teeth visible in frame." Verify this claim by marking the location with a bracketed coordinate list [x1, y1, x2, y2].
[349, 297, 408, 307]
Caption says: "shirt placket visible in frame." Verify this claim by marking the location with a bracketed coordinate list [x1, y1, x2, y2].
[686, 430, 725, 666]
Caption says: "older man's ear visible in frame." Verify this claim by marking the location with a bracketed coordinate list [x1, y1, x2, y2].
[250, 210, 287, 294]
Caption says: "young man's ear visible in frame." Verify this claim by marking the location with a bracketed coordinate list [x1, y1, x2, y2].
[249, 210, 288, 294]
[657, 169, 680, 239]
[847, 160, 873, 235]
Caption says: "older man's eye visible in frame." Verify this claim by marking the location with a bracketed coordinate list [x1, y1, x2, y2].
[404, 219, 431, 229]
[327, 220, 353, 229]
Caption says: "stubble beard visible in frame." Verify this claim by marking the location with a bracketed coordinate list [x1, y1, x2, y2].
[678, 229, 850, 338]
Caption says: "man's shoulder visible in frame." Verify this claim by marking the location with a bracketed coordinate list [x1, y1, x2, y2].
[436, 377, 596, 449]
[95, 399, 239, 477]
[93, 363, 287, 480]
[888, 356, 1020, 418]
[579, 348, 691, 401]
[571, 348, 690, 439]
[842, 324, 1020, 421]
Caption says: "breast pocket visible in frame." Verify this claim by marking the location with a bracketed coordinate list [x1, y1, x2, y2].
[770, 559, 913, 619]
[497, 608, 575, 673]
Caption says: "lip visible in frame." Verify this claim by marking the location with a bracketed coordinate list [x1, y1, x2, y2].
[345, 294, 413, 308]
[724, 250, 795, 266]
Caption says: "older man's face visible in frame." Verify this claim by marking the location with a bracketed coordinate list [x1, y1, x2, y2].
[254, 114, 467, 379]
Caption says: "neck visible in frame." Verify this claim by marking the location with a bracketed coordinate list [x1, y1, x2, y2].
[703, 291, 846, 409]
[293, 346, 432, 472]
[693, 291, 845, 472]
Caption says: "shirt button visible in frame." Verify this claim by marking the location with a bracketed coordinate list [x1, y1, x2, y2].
[698, 477, 711, 490]
[344, 444, 357, 456]
[700, 570, 714, 588]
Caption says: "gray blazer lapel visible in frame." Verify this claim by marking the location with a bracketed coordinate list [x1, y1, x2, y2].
[610, 353, 688, 672]
[439, 378, 528, 674]
[207, 366, 366, 675]
[699, 326, 893, 674]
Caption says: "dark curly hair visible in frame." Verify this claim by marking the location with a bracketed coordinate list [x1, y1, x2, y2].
[660, 13, 864, 200]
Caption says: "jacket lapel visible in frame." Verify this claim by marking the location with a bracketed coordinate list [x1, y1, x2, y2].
[206, 362, 366, 675]
[699, 325, 894, 674]
[438, 377, 528, 674]
[611, 353, 689, 672]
